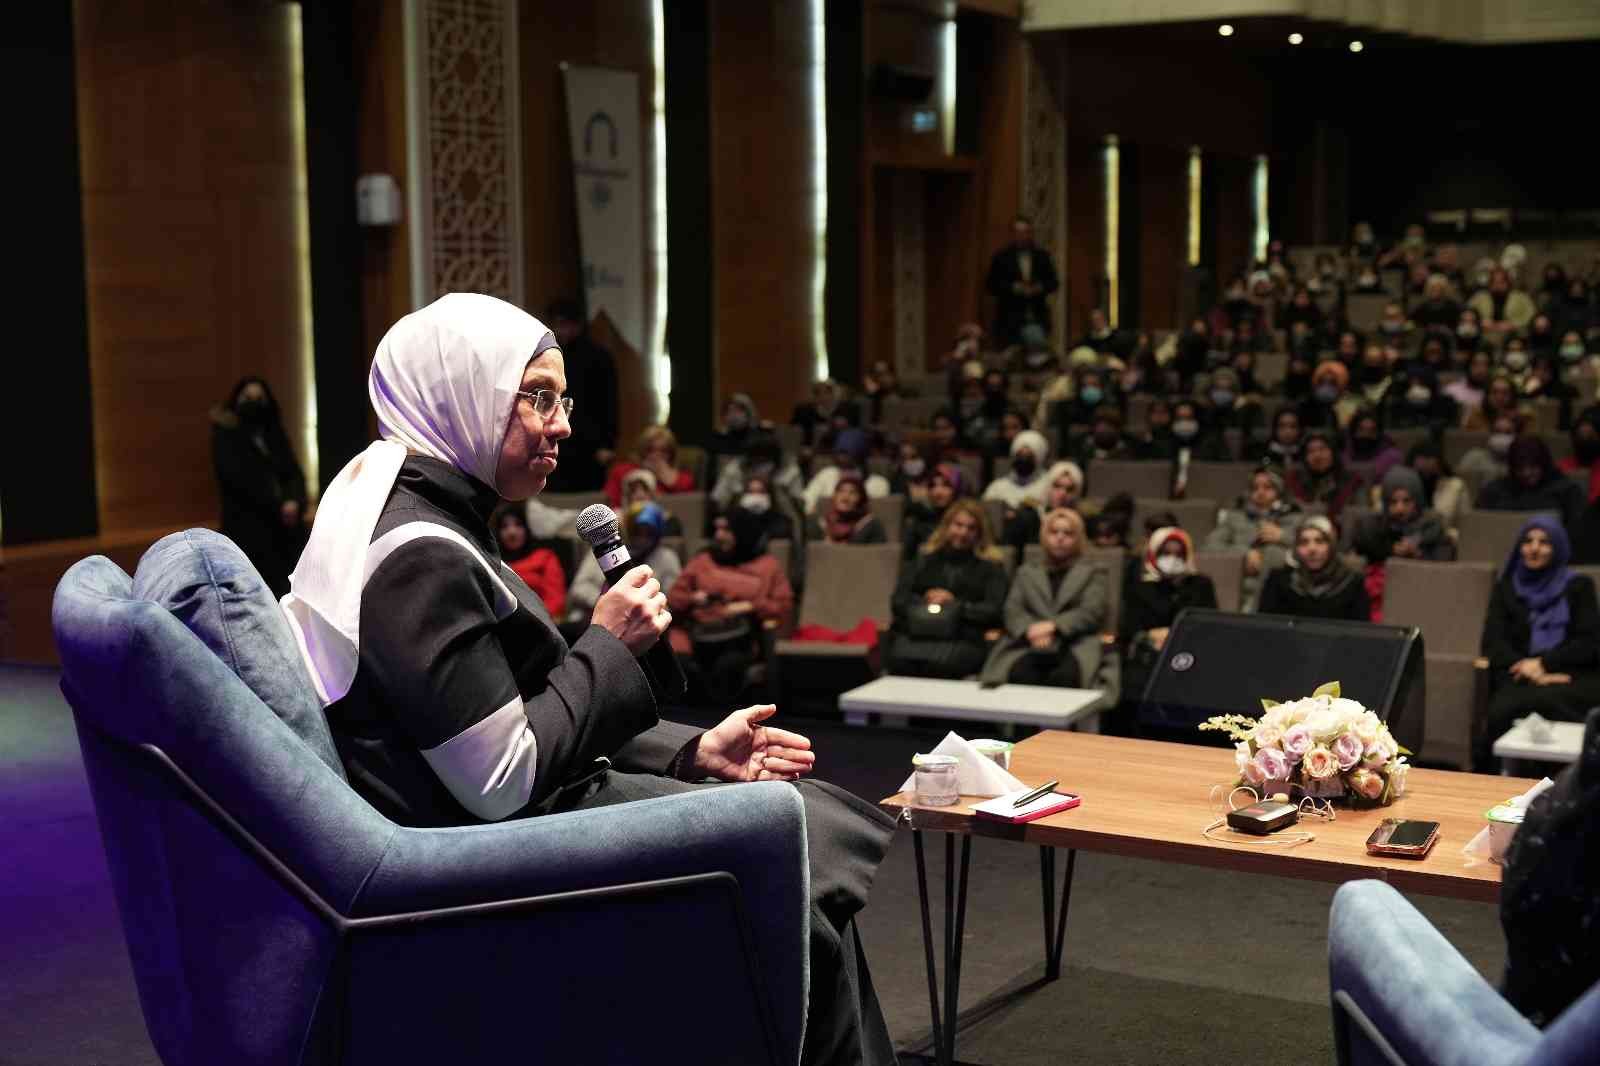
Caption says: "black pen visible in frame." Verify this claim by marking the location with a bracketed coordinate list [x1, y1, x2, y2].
[1012, 779, 1059, 808]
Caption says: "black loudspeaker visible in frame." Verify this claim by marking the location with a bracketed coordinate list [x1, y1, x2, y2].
[1137, 609, 1426, 757]
[870, 63, 934, 102]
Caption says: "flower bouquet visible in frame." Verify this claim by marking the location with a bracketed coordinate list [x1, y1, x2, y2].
[1199, 682, 1411, 807]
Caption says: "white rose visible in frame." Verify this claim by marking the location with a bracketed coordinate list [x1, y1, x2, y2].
[1235, 741, 1252, 778]
[1387, 759, 1409, 798]
[1330, 697, 1367, 719]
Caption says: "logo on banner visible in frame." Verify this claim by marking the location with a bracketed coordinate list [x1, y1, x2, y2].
[582, 111, 623, 212]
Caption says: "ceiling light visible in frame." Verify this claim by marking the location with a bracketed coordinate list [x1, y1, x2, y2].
[1288, 33, 1303, 45]
[1218, 24, 1234, 37]
[1349, 40, 1364, 52]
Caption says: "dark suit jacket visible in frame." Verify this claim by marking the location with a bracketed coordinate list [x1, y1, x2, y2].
[987, 244, 1059, 342]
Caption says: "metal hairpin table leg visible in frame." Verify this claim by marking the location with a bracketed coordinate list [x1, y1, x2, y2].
[909, 829, 974, 1066]
[1039, 845, 1077, 980]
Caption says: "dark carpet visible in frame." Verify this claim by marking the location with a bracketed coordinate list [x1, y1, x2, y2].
[0, 665, 1506, 1065]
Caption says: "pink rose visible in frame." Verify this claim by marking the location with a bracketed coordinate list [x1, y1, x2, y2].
[1302, 746, 1339, 780]
[1253, 746, 1290, 784]
[1253, 725, 1284, 751]
[1363, 730, 1398, 769]
[1281, 724, 1313, 760]
[1332, 731, 1365, 771]
[1241, 750, 1267, 786]
[1348, 768, 1385, 801]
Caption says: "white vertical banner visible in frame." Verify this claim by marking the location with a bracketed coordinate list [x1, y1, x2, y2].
[562, 66, 643, 353]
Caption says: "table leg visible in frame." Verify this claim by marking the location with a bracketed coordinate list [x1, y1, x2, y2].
[909, 829, 974, 1066]
[1040, 845, 1077, 980]
[912, 830, 943, 1055]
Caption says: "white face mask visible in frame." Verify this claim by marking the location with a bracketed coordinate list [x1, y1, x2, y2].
[901, 458, 926, 478]
[1155, 554, 1187, 577]
[1173, 419, 1200, 439]
[1561, 343, 1586, 361]
[1488, 433, 1514, 457]
[739, 492, 772, 514]
[1504, 351, 1529, 372]
[1405, 385, 1431, 407]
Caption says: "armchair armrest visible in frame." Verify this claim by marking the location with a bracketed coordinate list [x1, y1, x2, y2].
[1329, 880, 1537, 1066]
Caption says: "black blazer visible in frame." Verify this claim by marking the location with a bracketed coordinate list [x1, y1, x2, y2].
[986, 245, 1060, 339]
[1481, 573, 1600, 679]
[1256, 566, 1370, 623]
[891, 549, 1008, 643]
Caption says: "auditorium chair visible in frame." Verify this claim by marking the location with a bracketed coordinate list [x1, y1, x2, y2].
[1193, 551, 1245, 613]
[1381, 559, 1497, 769]
[538, 489, 608, 514]
[1183, 461, 1252, 507]
[660, 490, 710, 550]
[1346, 293, 1389, 333]
[1088, 460, 1172, 500]
[1137, 496, 1220, 542]
[1457, 510, 1559, 564]
[1329, 879, 1599, 1066]
[868, 493, 905, 542]
[1444, 429, 1490, 468]
[772, 542, 902, 716]
[1253, 351, 1288, 391]
[51, 530, 808, 1066]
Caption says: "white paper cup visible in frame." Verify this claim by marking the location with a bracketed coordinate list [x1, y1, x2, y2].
[1486, 803, 1525, 864]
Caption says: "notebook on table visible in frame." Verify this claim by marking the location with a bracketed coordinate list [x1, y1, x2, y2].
[972, 788, 1080, 824]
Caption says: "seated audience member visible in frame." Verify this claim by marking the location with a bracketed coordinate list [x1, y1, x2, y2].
[1353, 342, 1395, 410]
[983, 429, 1053, 508]
[1070, 405, 1135, 466]
[1471, 267, 1538, 338]
[1558, 407, 1600, 503]
[1287, 431, 1366, 522]
[1476, 517, 1600, 771]
[1173, 317, 1212, 386]
[1078, 307, 1130, 358]
[902, 462, 966, 561]
[806, 473, 887, 545]
[1050, 366, 1115, 442]
[929, 408, 974, 461]
[616, 468, 685, 537]
[801, 427, 890, 514]
[1257, 517, 1370, 621]
[791, 377, 855, 448]
[735, 473, 797, 546]
[1247, 406, 1306, 469]
[1302, 359, 1358, 431]
[1501, 336, 1534, 387]
[1385, 363, 1459, 433]
[211, 375, 308, 597]
[884, 500, 1008, 679]
[601, 422, 694, 505]
[1376, 302, 1411, 348]
[1131, 398, 1177, 461]
[889, 439, 933, 498]
[983, 408, 1028, 475]
[1557, 328, 1592, 367]
[1352, 467, 1453, 620]
[1410, 273, 1462, 331]
[980, 508, 1107, 689]
[1205, 468, 1303, 610]
[1117, 527, 1217, 730]
[1087, 508, 1131, 549]
[710, 431, 804, 513]
[1498, 707, 1600, 1029]
[1443, 349, 1494, 413]
[1406, 441, 1467, 531]
[1458, 411, 1519, 496]
[1553, 277, 1596, 338]
[668, 507, 793, 705]
[707, 393, 765, 459]
[1416, 329, 1454, 375]
[1454, 307, 1485, 357]
[1201, 366, 1260, 436]
[1280, 285, 1323, 335]
[1528, 313, 1559, 358]
[1477, 436, 1587, 530]
[493, 504, 567, 617]
[1010, 323, 1061, 390]
[565, 501, 682, 629]
[1342, 409, 1404, 484]
[860, 359, 909, 425]
[1042, 460, 1086, 512]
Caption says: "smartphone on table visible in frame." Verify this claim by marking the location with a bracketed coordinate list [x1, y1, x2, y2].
[1366, 818, 1440, 858]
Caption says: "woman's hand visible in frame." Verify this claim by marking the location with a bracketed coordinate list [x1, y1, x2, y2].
[1535, 672, 1573, 687]
[280, 500, 302, 528]
[1244, 548, 1263, 577]
[692, 705, 816, 782]
[722, 600, 755, 616]
[592, 567, 670, 656]
[924, 588, 956, 607]
[1255, 521, 1282, 546]
[1026, 619, 1056, 649]
[1147, 627, 1170, 651]
[1510, 657, 1547, 683]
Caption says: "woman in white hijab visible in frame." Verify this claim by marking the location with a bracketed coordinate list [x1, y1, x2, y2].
[285, 294, 896, 1065]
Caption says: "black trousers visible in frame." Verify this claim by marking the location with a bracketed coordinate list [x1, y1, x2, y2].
[555, 771, 899, 1066]
[1475, 672, 1600, 771]
[1007, 650, 1082, 688]
[884, 634, 987, 679]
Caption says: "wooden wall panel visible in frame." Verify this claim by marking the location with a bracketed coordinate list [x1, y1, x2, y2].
[865, 2, 951, 166]
[709, 0, 816, 422]
[1136, 144, 1187, 330]
[1064, 137, 1106, 339]
[1212, 154, 1256, 285]
[74, 0, 309, 534]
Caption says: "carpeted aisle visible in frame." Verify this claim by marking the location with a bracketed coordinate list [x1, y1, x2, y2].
[0, 667, 1507, 1065]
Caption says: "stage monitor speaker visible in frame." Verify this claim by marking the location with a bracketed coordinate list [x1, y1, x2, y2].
[1137, 609, 1425, 757]
[870, 63, 934, 102]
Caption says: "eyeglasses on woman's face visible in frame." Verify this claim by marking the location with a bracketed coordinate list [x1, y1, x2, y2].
[515, 388, 575, 420]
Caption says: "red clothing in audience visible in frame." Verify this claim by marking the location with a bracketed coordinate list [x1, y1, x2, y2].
[667, 551, 794, 629]
[1557, 456, 1600, 503]
[506, 548, 566, 617]
[603, 461, 696, 507]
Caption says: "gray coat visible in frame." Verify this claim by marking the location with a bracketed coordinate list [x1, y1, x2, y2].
[980, 559, 1107, 686]
[1204, 502, 1302, 610]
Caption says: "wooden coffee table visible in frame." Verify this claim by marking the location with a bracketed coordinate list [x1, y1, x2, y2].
[880, 730, 1536, 1066]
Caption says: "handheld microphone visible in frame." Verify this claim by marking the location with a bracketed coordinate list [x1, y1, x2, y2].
[575, 504, 686, 698]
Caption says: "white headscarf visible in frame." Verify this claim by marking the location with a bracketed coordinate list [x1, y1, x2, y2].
[281, 293, 556, 704]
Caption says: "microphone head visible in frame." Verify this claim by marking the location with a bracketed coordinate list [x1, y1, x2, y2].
[575, 504, 621, 546]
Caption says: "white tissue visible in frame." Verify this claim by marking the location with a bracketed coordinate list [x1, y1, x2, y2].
[1462, 776, 1556, 860]
[1522, 712, 1554, 743]
[899, 731, 1028, 799]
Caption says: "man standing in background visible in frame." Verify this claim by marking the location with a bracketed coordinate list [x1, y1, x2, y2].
[987, 215, 1059, 348]
[543, 298, 617, 491]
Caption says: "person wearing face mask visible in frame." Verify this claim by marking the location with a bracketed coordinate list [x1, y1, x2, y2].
[210, 375, 309, 597]
[1470, 268, 1538, 337]
[1463, 373, 1525, 433]
[1556, 329, 1592, 369]
[1454, 307, 1485, 355]
[980, 507, 1108, 690]
[1342, 410, 1404, 486]
[1077, 307, 1131, 358]
[1352, 263, 1385, 294]
[1050, 365, 1117, 444]
[1257, 517, 1369, 622]
[1353, 342, 1395, 408]
[1477, 436, 1587, 529]
[1416, 330, 1453, 372]
[565, 500, 683, 631]
[1166, 398, 1233, 497]
[1301, 359, 1357, 431]
[708, 393, 764, 460]
[801, 427, 890, 515]
[1068, 406, 1134, 468]
[984, 429, 1055, 508]
[1405, 441, 1467, 531]
[710, 431, 805, 515]
[1557, 408, 1600, 502]
[1410, 274, 1462, 331]
[885, 500, 1009, 679]
[616, 468, 686, 537]
[1377, 302, 1411, 345]
[1116, 527, 1217, 733]
[733, 473, 796, 546]
[889, 440, 932, 498]
[1385, 362, 1458, 433]
[1199, 365, 1259, 437]
[1280, 285, 1323, 334]
[1287, 431, 1366, 522]
[1205, 468, 1303, 610]
[1457, 411, 1521, 498]
[1351, 467, 1453, 619]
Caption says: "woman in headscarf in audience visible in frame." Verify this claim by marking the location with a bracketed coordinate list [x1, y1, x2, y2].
[710, 430, 804, 514]
[1470, 267, 1538, 338]
[1476, 516, 1600, 770]
[707, 393, 764, 460]
[1353, 341, 1395, 410]
[1342, 408, 1404, 484]
[1405, 441, 1467, 531]
[1245, 405, 1306, 469]
[980, 508, 1107, 689]
[668, 506, 793, 706]
[1204, 468, 1302, 610]
[790, 378, 854, 448]
[1257, 516, 1370, 621]
[888, 439, 933, 499]
[1069, 404, 1136, 468]
[1520, 354, 1577, 430]
[1477, 436, 1587, 529]
[1557, 406, 1600, 503]
[884, 499, 1009, 680]
[1385, 362, 1458, 434]
[566, 501, 682, 630]
[805, 472, 886, 546]
[901, 461, 966, 561]
[492, 503, 567, 618]
[1501, 336, 1534, 389]
[1454, 306, 1485, 357]
[983, 429, 1054, 508]
[801, 426, 890, 515]
[1301, 359, 1357, 432]
[1443, 349, 1494, 414]
[736, 472, 797, 546]
[1457, 410, 1521, 498]
[1200, 365, 1260, 438]
[211, 375, 309, 596]
[1528, 313, 1559, 359]
[929, 408, 973, 462]
[1286, 430, 1366, 522]
[1116, 527, 1217, 733]
[1351, 467, 1453, 619]
[603, 424, 695, 508]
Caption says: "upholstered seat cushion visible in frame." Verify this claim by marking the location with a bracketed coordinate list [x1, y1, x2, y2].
[133, 529, 344, 778]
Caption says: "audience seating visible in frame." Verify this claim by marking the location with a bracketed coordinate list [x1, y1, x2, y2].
[1253, 351, 1288, 391]
[539, 490, 608, 515]
[1346, 293, 1388, 333]
[1089, 460, 1171, 500]
[982, 498, 1007, 542]
[773, 543, 903, 714]
[1184, 462, 1252, 506]
[661, 491, 710, 551]
[1138, 497, 1220, 542]
[1193, 551, 1245, 614]
[1456, 509, 1558, 563]
[1329, 880, 1600, 1066]
[773, 423, 805, 458]
[1443, 430, 1490, 468]
[956, 455, 985, 498]
[868, 494, 905, 542]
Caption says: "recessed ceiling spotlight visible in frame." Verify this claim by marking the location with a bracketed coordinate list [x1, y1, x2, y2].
[1349, 40, 1364, 52]
[1218, 24, 1234, 37]
[1288, 32, 1304, 45]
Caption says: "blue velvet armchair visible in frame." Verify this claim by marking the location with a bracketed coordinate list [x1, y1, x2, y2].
[52, 530, 810, 1066]
[1328, 880, 1600, 1066]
